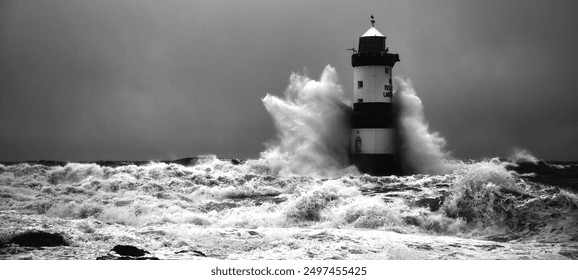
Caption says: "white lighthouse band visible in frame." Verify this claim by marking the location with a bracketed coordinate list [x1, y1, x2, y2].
[351, 128, 395, 154]
[353, 66, 393, 103]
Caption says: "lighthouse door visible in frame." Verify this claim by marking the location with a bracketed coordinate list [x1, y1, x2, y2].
[355, 136, 362, 154]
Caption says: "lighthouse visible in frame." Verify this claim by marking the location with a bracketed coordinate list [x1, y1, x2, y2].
[349, 16, 400, 175]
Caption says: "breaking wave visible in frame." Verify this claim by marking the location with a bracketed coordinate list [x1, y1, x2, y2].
[259, 65, 353, 177]
[509, 147, 540, 164]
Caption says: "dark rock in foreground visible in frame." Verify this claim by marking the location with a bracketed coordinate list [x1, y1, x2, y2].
[95, 245, 209, 260]
[9, 230, 69, 247]
[96, 254, 159, 260]
[111, 245, 150, 257]
[96, 245, 158, 260]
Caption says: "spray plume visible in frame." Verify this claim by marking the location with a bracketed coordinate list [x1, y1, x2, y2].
[259, 65, 354, 177]
[259, 66, 457, 177]
[395, 78, 458, 175]
[509, 147, 539, 164]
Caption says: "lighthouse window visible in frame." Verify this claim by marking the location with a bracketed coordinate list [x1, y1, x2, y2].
[385, 68, 389, 74]
[357, 81, 363, 89]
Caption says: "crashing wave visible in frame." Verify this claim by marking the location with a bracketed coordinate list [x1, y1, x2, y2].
[1, 157, 576, 243]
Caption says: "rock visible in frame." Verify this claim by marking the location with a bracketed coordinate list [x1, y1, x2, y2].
[111, 245, 150, 257]
[9, 230, 69, 247]
[247, 230, 259, 236]
[175, 249, 206, 257]
[96, 254, 159, 260]
[96, 245, 158, 260]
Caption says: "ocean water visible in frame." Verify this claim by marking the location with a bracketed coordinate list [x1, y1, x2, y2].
[1, 156, 577, 259]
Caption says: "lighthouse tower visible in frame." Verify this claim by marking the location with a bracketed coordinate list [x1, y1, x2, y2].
[350, 16, 400, 175]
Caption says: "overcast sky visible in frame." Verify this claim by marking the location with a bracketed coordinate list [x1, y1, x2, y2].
[1, 0, 577, 161]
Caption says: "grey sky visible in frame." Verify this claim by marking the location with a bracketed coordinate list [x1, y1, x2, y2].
[1, 0, 577, 161]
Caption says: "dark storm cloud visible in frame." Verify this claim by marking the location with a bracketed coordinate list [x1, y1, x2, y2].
[404, 0, 578, 160]
[1, 0, 577, 161]
[0, 0, 280, 161]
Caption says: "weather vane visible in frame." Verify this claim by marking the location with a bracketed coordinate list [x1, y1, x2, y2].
[370, 14, 375, 27]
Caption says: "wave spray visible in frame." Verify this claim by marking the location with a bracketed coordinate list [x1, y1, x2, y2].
[260, 65, 457, 176]
[260, 65, 354, 176]
[394, 78, 457, 174]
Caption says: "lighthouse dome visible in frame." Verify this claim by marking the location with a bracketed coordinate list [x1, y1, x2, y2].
[361, 27, 384, 37]
[352, 15, 399, 66]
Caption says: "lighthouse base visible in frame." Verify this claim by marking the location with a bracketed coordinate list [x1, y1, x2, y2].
[350, 154, 399, 176]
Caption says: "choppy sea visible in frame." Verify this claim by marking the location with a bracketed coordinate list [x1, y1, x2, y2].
[1, 156, 577, 260]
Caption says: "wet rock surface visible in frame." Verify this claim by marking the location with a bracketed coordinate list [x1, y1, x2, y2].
[111, 245, 149, 257]
[95, 245, 208, 260]
[96, 245, 158, 260]
[6, 230, 69, 247]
